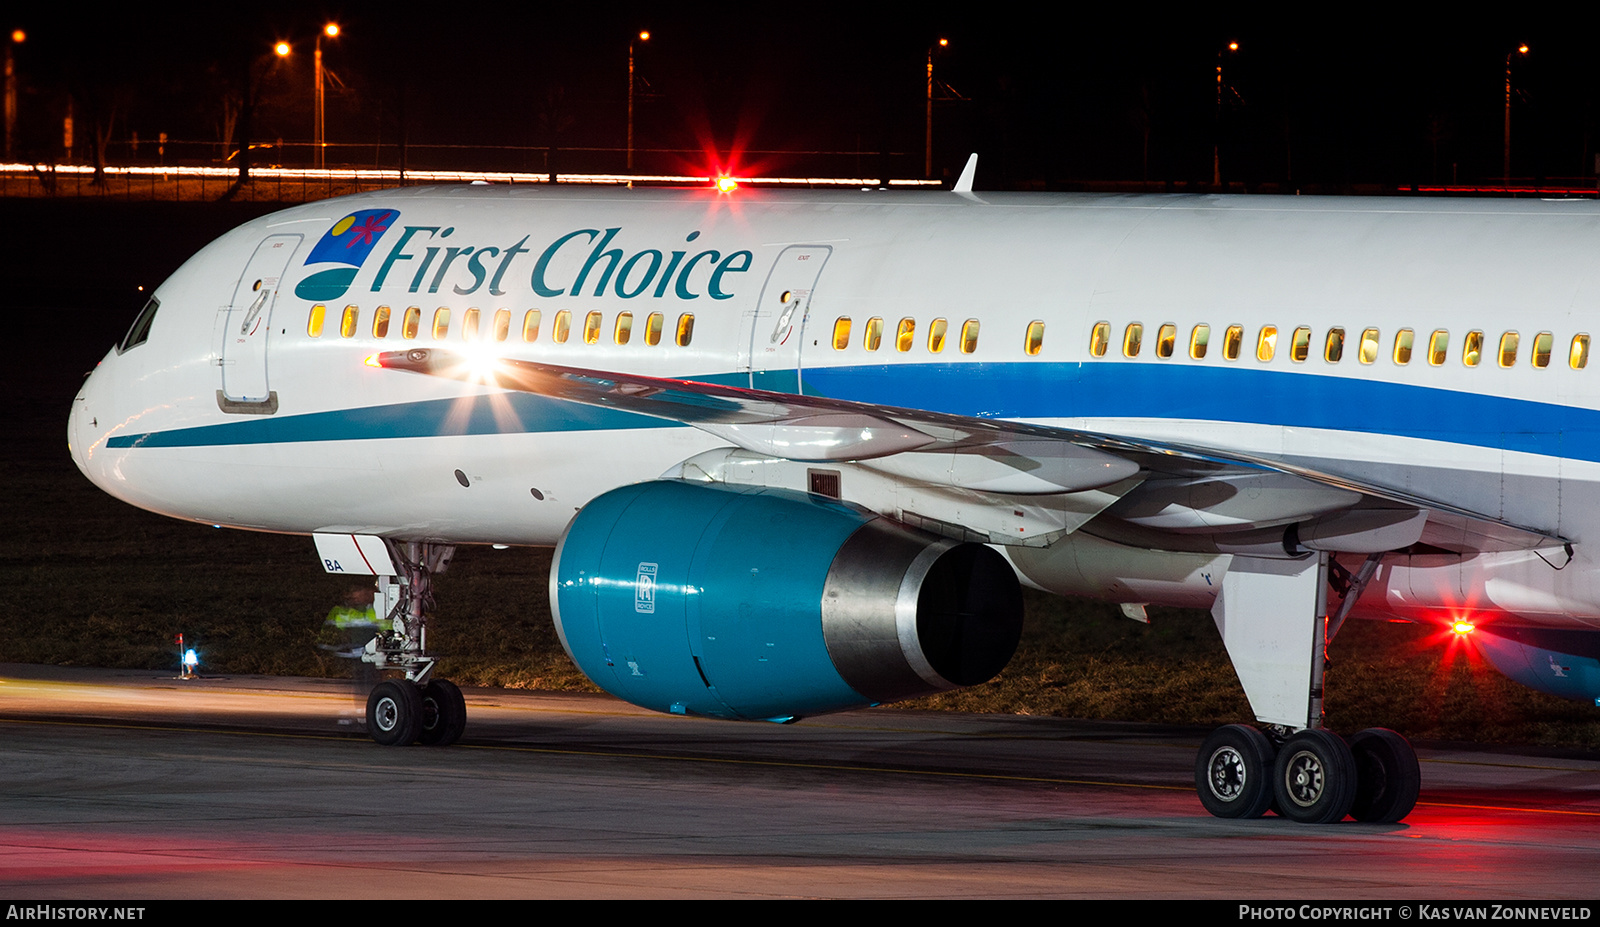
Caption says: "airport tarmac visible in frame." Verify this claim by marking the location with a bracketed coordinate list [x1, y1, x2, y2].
[0, 663, 1597, 899]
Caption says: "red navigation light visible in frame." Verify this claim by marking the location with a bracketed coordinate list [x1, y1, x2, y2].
[715, 176, 738, 194]
[1452, 620, 1476, 636]
[364, 354, 382, 368]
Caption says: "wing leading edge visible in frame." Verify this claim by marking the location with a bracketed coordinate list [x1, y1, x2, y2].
[375, 349, 1568, 555]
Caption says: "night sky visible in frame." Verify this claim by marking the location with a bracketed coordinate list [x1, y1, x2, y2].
[8, 7, 1600, 189]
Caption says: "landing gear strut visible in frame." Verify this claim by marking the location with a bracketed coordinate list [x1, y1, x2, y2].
[1195, 553, 1421, 823]
[360, 541, 468, 747]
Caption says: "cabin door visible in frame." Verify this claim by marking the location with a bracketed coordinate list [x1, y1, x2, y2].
[744, 245, 833, 392]
[220, 234, 302, 407]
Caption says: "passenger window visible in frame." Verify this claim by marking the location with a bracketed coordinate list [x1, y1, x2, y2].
[583, 311, 602, 345]
[1359, 328, 1380, 365]
[1190, 324, 1210, 360]
[1463, 330, 1483, 367]
[402, 307, 421, 340]
[1089, 321, 1110, 357]
[645, 312, 664, 346]
[961, 319, 980, 354]
[432, 307, 450, 340]
[1324, 328, 1345, 363]
[1532, 331, 1552, 368]
[832, 317, 852, 350]
[1498, 331, 1519, 368]
[865, 317, 884, 351]
[307, 304, 326, 337]
[896, 318, 916, 352]
[1572, 334, 1590, 369]
[553, 309, 571, 344]
[1223, 325, 1243, 361]
[461, 308, 480, 341]
[340, 305, 359, 339]
[1155, 323, 1176, 359]
[1290, 326, 1311, 363]
[1024, 320, 1045, 356]
[372, 306, 391, 339]
[1123, 323, 1144, 358]
[615, 311, 633, 345]
[676, 313, 695, 347]
[1428, 329, 1449, 366]
[1256, 325, 1277, 362]
[493, 309, 511, 342]
[1393, 329, 1414, 365]
[928, 318, 948, 353]
[522, 309, 542, 342]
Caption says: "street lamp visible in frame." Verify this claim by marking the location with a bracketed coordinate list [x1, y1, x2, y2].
[1214, 41, 1239, 188]
[1504, 43, 1528, 185]
[628, 30, 649, 171]
[926, 37, 948, 178]
[315, 23, 340, 170]
[5, 29, 23, 161]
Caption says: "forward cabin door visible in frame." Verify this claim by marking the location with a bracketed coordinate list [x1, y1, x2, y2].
[219, 234, 302, 407]
[744, 245, 833, 392]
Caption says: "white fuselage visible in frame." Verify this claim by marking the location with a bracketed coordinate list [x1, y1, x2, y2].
[68, 185, 1600, 631]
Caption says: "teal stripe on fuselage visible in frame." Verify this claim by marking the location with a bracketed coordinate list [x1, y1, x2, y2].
[106, 391, 677, 449]
[106, 361, 1598, 464]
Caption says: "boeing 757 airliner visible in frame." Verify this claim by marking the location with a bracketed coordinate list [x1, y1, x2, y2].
[68, 178, 1600, 824]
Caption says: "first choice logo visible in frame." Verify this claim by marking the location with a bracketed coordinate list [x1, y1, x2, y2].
[369, 226, 754, 302]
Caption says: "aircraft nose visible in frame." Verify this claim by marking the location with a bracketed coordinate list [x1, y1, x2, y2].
[68, 362, 105, 482]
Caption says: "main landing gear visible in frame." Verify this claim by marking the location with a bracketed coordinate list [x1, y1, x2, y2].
[1196, 552, 1421, 824]
[362, 541, 468, 747]
[1197, 723, 1420, 824]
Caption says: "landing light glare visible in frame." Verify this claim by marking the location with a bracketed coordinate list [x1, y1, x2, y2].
[457, 342, 503, 380]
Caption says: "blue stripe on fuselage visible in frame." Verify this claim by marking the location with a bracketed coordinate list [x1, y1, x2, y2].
[106, 361, 1592, 463]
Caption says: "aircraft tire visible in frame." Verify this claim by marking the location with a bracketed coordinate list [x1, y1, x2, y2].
[1195, 724, 1276, 819]
[1273, 729, 1357, 824]
[1349, 728, 1420, 823]
[367, 680, 423, 746]
[419, 679, 467, 747]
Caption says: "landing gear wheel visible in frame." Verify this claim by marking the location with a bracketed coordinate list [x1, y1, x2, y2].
[367, 679, 423, 746]
[419, 679, 467, 747]
[1196, 724, 1277, 819]
[1273, 729, 1357, 824]
[1349, 727, 1421, 823]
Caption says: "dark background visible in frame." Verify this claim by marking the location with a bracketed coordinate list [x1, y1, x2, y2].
[8, 6, 1600, 190]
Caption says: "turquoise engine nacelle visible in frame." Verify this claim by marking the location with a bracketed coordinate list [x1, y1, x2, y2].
[1474, 626, 1600, 705]
[550, 480, 1023, 722]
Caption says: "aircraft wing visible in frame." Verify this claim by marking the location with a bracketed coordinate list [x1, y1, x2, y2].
[376, 349, 1568, 555]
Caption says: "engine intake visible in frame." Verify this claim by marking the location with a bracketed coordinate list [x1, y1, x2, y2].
[551, 480, 1022, 721]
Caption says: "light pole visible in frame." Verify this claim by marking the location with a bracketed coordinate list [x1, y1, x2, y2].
[1214, 41, 1238, 188]
[628, 30, 648, 171]
[315, 23, 339, 170]
[1504, 43, 1528, 185]
[4, 29, 22, 161]
[926, 38, 948, 178]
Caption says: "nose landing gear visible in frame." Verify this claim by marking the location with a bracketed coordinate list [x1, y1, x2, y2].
[359, 541, 469, 747]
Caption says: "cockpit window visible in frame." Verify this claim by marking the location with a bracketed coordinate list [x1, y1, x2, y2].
[119, 297, 160, 353]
